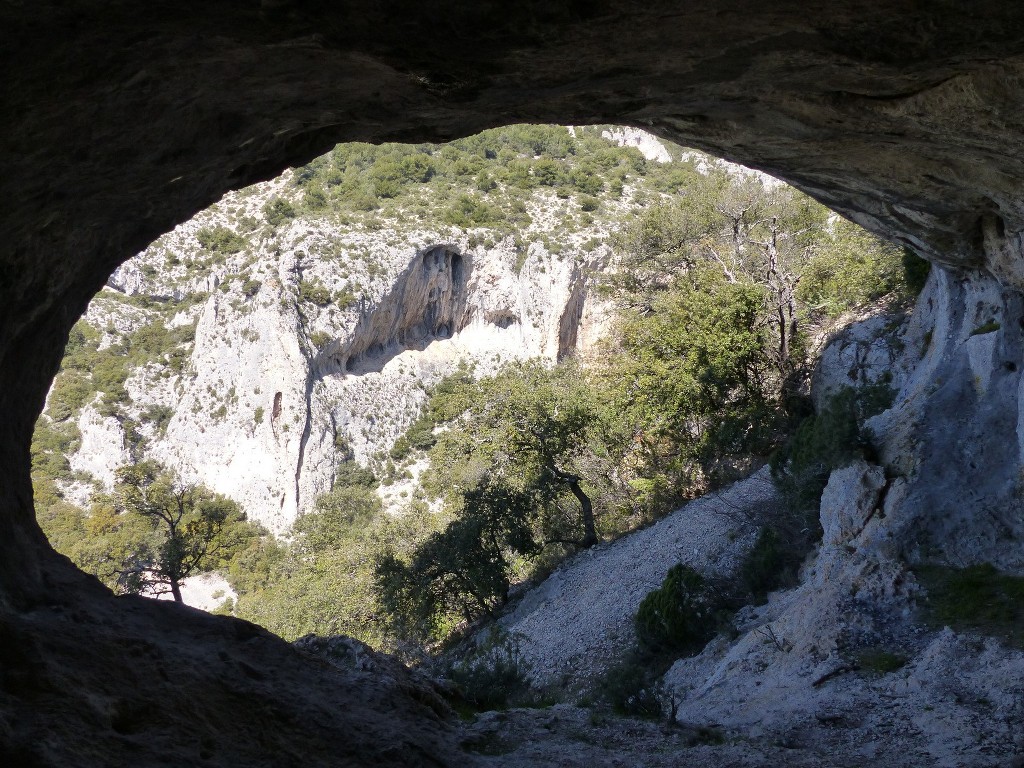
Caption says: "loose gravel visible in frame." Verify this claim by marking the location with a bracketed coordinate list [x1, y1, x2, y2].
[498, 467, 780, 690]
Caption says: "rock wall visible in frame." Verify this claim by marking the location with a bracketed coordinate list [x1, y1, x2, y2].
[74, 187, 613, 533]
[655, 263, 1024, 763]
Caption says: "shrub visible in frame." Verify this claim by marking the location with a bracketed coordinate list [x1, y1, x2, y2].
[263, 197, 297, 226]
[635, 564, 723, 655]
[332, 461, 377, 489]
[242, 279, 262, 297]
[298, 278, 332, 307]
[740, 527, 801, 603]
[196, 226, 246, 255]
[302, 182, 328, 211]
[902, 249, 931, 297]
[915, 563, 1024, 647]
[443, 194, 501, 228]
[855, 647, 908, 675]
[446, 630, 535, 711]
[599, 653, 665, 718]
[771, 384, 892, 516]
[140, 404, 174, 436]
[309, 331, 333, 349]
[47, 371, 94, 421]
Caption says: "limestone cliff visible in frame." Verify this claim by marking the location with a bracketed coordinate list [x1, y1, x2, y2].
[64, 140, 638, 533]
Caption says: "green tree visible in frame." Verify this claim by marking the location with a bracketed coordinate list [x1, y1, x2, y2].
[597, 266, 778, 505]
[114, 461, 246, 602]
[427, 360, 604, 547]
[375, 480, 540, 642]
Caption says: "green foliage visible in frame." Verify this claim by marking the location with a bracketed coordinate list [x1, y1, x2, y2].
[375, 480, 540, 643]
[31, 418, 81, 485]
[598, 266, 778, 506]
[242, 279, 262, 297]
[332, 461, 377, 489]
[196, 226, 246, 255]
[424, 359, 604, 547]
[263, 197, 297, 226]
[443, 194, 501, 228]
[855, 647, 908, 675]
[599, 652, 667, 718]
[113, 460, 252, 600]
[635, 564, 723, 655]
[309, 330, 333, 349]
[771, 384, 893, 517]
[445, 630, 537, 711]
[292, 485, 381, 557]
[797, 217, 905, 317]
[298, 278, 332, 306]
[47, 371, 94, 421]
[902, 249, 931, 297]
[232, 478, 410, 649]
[140, 404, 174, 436]
[915, 563, 1024, 647]
[750, 383, 895, 594]
[739, 527, 800, 603]
[971, 320, 1001, 336]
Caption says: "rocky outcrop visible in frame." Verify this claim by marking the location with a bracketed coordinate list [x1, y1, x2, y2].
[658, 268, 1024, 764]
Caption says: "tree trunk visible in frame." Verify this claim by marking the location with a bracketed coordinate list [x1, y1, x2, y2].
[566, 477, 598, 548]
[169, 579, 183, 603]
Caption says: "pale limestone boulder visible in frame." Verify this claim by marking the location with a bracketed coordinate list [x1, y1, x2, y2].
[819, 460, 887, 548]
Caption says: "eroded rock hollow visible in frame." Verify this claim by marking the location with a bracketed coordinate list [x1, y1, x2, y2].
[7, 1, 1024, 764]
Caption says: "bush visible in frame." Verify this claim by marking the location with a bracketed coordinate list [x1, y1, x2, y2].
[196, 226, 246, 255]
[915, 563, 1024, 647]
[309, 330, 332, 349]
[902, 249, 931, 297]
[263, 197, 297, 226]
[771, 384, 893, 517]
[375, 481, 540, 643]
[446, 630, 535, 711]
[740, 527, 801, 603]
[298, 278, 332, 307]
[635, 564, 723, 655]
[140, 404, 174, 436]
[599, 653, 665, 718]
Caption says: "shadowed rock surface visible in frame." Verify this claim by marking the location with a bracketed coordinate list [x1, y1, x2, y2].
[6, 2, 1024, 764]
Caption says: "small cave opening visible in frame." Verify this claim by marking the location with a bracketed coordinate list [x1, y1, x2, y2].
[450, 251, 464, 285]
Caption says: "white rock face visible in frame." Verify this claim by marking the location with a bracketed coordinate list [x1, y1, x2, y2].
[69, 177, 617, 534]
[66, 404, 129, 503]
[659, 265, 1024, 761]
[812, 312, 910, 409]
[599, 126, 674, 163]
[818, 460, 887, 548]
[494, 261, 1024, 763]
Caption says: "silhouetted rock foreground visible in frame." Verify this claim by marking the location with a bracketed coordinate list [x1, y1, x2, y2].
[7, 2, 1024, 764]
[0, 569, 458, 766]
